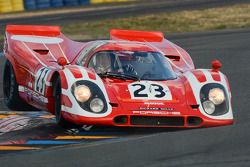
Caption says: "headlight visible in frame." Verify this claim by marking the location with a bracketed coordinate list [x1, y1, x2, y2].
[208, 88, 225, 105]
[74, 85, 91, 103]
[203, 100, 215, 115]
[90, 98, 104, 113]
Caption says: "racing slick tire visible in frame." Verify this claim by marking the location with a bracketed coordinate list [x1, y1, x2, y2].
[3, 60, 37, 111]
[54, 77, 79, 128]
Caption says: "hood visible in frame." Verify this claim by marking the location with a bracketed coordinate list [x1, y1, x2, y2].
[103, 77, 189, 115]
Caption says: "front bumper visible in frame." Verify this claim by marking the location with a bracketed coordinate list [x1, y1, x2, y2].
[62, 111, 233, 128]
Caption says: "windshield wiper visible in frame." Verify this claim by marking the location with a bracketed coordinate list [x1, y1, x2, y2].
[98, 72, 139, 81]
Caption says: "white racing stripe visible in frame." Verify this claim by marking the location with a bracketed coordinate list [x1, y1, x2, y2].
[11, 35, 63, 44]
[58, 43, 69, 63]
[22, 42, 47, 67]
[18, 86, 25, 92]
[45, 81, 52, 86]
[43, 43, 57, 61]
[201, 69, 214, 82]
[168, 41, 193, 69]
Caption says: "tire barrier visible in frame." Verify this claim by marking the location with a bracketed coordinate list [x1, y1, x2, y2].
[90, 0, 129, 4]
[79, 0, 89, 5]
[0, 0, 131, 13]
[0, 0, 13, 13]
[24, 0, 36, 10]
[51, 0, 64, 7]
[11, 0, 24, 12]
[63, 0, 79, 6]
[36, 0, 51, 9]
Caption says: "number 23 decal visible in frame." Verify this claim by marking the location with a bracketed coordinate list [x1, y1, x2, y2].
[128, 81, 172, 100]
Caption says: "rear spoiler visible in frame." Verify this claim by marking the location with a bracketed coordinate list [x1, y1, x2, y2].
[110, 29, 164, 42]
[6, 25, 61, 36]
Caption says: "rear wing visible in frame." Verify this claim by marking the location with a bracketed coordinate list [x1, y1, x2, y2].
[110, 29, 164, 42]
[5, 25, 85, 64]
[6, 25, 61, 36]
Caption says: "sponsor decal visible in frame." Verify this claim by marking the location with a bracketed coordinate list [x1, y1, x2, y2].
[133, 111, 180, 115]
[24, 87, 48, 104]
[144, 102, 164, 105]
[139, 107, 174, 111]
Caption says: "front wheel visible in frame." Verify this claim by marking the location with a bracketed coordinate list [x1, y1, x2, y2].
[54, 77, 76, 128]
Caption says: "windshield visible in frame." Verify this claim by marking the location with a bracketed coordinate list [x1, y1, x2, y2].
[88, 51, 176, 80]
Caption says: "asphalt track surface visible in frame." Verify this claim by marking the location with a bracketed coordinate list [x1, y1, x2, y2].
[0, 28, 249, 167]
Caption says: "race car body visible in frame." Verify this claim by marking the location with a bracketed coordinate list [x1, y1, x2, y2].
[3, 25, 233, 128]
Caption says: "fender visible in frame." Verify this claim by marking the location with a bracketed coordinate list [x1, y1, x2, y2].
[4, 33, 20, 82]
[183, 69, 233, 120]
[53, 65, 113, 118]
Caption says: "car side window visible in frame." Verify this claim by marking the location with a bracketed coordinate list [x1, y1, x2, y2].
[76, 41, 108, 65]
[88, 52, 112, 74]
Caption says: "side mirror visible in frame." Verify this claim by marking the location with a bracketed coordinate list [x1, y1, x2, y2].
[211, 59, 222, 71]
[57, 57, 68, 68]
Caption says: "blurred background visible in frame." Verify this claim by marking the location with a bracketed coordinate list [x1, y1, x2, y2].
[0, 0, 131, 12]
[0, 0, 249, 44]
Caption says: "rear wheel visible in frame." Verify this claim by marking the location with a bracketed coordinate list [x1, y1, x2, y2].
[3, 60, 35, 110]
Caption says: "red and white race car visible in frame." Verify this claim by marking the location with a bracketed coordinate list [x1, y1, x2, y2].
[3, 25, 233, 128]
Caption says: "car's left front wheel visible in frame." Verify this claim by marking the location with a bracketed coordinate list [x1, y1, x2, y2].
[54, 77, 77, 128]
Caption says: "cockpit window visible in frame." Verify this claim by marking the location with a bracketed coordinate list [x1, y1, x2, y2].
[76, 41, 108, 65]
[88, 50, 176, 80]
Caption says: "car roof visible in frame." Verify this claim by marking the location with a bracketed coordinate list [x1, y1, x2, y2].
[94, 40, 157, 52]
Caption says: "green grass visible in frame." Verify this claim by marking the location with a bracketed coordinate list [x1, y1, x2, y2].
[1, 3, 250, 44]
[61, 3, 250, 40]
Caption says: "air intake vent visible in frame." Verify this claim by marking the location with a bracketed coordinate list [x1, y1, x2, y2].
[33, 49, 49, 55]
[130, 116, 184, 126]
[190, 105, 199, 109]
[187, 117, 203, 126]
[165, 55, 180, 61]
